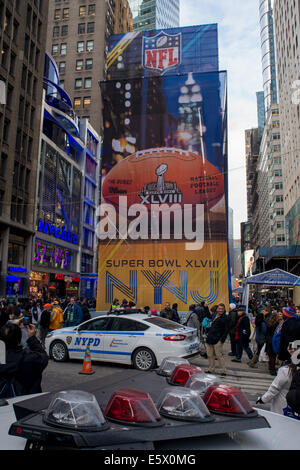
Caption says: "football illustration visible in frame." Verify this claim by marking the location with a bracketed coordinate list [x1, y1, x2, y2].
[102, 147, 224, 210]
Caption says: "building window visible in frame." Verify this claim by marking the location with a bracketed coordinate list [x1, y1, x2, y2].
[78, 23, 85, 34]
[88, 4, 96, 16]
[86, 40, 94, 52]
[52, 43, 59, 55]
[59, 61, 66, 73]
[76, 59, 83, 70]
[75, 78, 82, 89]
[83, 96, 91, 108]
[54, 9, 61, 20]
[61, 25, 68, 36]
[79, 6, 86, 17]
[74, 97, 81, 108]
[85, 58, 93, 70]
[77, 41, 84, 53]
[62, 8, 69, 19]
[60, 43, 67, 55]
[84, 77, 92, 89]
[53, 26, 59, 37]
[87, 22, 95, 33]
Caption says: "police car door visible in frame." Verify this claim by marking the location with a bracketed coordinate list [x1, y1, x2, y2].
[105, 317, 146, 363]
[73, 316, 112, 361]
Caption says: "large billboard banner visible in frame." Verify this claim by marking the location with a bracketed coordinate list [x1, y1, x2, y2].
[97, 26, 229, 311]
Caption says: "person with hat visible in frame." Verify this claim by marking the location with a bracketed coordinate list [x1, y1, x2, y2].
[39, 303, 52, 348]
[49, 301, 63, 331]
[278, 306, 300, 362]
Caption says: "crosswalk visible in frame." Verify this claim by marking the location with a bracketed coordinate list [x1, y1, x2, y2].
[190, 356, 275, 404]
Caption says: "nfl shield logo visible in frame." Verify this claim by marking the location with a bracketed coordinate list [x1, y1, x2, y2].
[143, 31, 181, 74]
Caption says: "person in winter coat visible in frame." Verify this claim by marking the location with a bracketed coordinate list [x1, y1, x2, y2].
[278, 307, 300, 362]
[205, 303, 229, 376]
[160, 302, 180, 323]
[39, 303, 52, 347]
[63, 297, 83, 327]
[227, 303, 239, 357]
[49, 301, 64, 331]
[231, 308, 253, 363]
[80, 299, 91, 323]
[265, 311, 280, 376]
[248, 306, 271, 368]
[186, 305, 200, 333]
[286, 368, 300, 415]
[0, 320, 48, 398]
[256, 344, 299, 415]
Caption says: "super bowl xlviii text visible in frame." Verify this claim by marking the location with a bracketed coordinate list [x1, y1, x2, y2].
[104, 454, 196, 467]
[105, 259, 219, 268]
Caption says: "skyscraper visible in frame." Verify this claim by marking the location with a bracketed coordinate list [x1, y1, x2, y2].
[46, 0, 133, 134]
[259, 0, 278, 116]
[0, 0, 49, 297]
[273, 0, 300, 246]
[128, 0, 180, 31]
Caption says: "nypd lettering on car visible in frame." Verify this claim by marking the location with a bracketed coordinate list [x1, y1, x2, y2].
[45, 311, 200, 371]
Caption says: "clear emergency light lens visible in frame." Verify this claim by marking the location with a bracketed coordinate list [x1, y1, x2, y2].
[104, 388, 163, 426]
[43, 390, 108, 431]
[167, 364, 205, 386]
[156, 357, 190, 377]
[186, 373, 221, 395]
[157, 387, 213, 422]
[202, 384, 255, 417]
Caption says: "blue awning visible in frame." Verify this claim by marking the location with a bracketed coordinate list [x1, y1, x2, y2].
[246, 268, 300, 286]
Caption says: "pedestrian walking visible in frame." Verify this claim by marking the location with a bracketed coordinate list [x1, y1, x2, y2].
[39, 303, 52, 348]
[248, 306, 270, 368]
[256, 343, 299, 416]
[49, 301, 64, 331]
[265, 310, 280, 376]
[185, 305, 200, 334]
[205, 303, 229, 376]
[278, 307, 300, 362]
[231, 308, 253, 363]
[228, 303, 238, 357]
[63, 297, 83, 327]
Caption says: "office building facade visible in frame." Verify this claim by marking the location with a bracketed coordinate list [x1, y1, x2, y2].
[273, 0, 300, 245]
[46, 0, 132, 134]
[31, 54, 101, 300]
[129, 0, 179, 31]
[0, 0, 49, 297]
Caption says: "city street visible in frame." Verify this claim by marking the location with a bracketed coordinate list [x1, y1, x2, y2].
[41, 338, 274, 411]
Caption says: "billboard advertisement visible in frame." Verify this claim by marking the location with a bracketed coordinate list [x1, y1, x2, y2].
[97, 26, 229, 311]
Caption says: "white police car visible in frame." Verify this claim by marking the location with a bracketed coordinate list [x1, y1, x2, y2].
[45, 310, 200, 371]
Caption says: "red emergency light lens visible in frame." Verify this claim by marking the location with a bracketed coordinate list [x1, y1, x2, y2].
[104, 388, 163, 427]
[167, 364, 205, 386]
[163, 335, 186, 341]
[202, 384, 255, 417]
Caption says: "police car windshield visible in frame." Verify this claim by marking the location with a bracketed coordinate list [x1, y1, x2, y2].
[144, 317, 185, 330]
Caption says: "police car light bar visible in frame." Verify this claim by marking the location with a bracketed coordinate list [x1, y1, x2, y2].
[202, 384, 257, 418]
[167, 365, 205, 386]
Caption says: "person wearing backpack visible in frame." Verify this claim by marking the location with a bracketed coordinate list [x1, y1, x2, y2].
[0, 319, 48, 398]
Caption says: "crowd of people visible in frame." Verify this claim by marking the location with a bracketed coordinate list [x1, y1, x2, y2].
[0, 294, 299, 419]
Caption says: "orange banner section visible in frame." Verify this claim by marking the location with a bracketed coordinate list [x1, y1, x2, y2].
[97, 240, 229, 312]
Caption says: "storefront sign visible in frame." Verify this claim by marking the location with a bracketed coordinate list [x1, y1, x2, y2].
[37, 219, 79, 245]
[55, 273, 65, 280]
[8, 266, 27, 273]
[34, 241, 70, 268]
[72, 276, 80, 283]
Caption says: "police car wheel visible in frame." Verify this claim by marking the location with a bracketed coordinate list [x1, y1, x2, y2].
[132, 347, 156, 371]
[50, 340, 69, 362]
